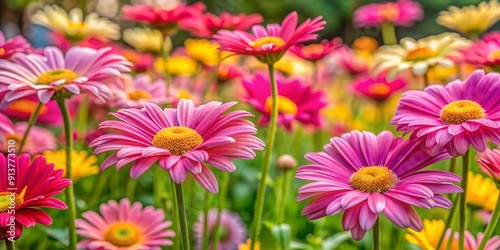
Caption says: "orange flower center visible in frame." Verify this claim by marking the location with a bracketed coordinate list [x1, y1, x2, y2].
[353, 36, 378, 52]
[8, 100, 48, 114]
[0, 187, 27, 213]
[152, 126, 204, 155]
[405, 47, 436, 61]
[104, 222, 141, 247]
[265, 96, 298, 115]
[251, 36, 285, 50]
[5, 133, 22, 143]
[489, 49, 500, 60]
[379, 3, 400, 21]
[37, 69, 78, 85]
[301, 44, 325, 56]
[127, 90, 151, 101]
[440, 100, 485, 124]
[349, 166, 398, 193]
[367, 83, 391, 96]
[0, 48, 4, 55]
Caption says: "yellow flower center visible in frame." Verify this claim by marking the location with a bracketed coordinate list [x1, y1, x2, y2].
[0, 187, 27, 213]
[152, 127, 204, 155]
[489, 49, 500, 60]
[37, 69, 78, 85]
[367, 83, 391, 96]
[440, 100, 485, 124]
[127, 90, 151, 101]
[379, 3, 400, 21]
[251, 36, 285, 50]
[265, 96, 298, 115]
[104, 222, 141, 247]
[349, 166, 398, 193]
[5, 134, 22, 143]
[0, 48, 5, 55]
[405, 47, 436, 61]
[177, 90, 192, 100]
[353, 36, 378, 52]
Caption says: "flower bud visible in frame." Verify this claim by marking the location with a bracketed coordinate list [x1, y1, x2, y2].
[277, 154, 297, 170]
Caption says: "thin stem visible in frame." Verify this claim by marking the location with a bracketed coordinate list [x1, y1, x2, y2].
[56, 98, 77, 250]
[174, 183, 190, 250]
[477, 192, 500, 250]
[162, 35, 172, 103]
[5, 240, 14, 250]
[249, 63, 279, 250]
[18, 102, 43, 153]
[153, 167, 167, 210]
[202, 190, 210, 250]
[212, 172, 230, 249]
[436, 194, 460, 250]
[125, 178, 138, 200]
[278, 170, 290, 224]
[381, 22, 397, 45]
[423, 72, 430, 88]
[373, 217, 380, 250]
[459, 149, 470, 250]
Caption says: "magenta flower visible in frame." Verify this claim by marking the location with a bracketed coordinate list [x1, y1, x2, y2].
[0, 46, 131, 108]
[477, 149, 500, 182]
[1, 97, 66, 125]
[0, 31, 31, 59]
[461, 31, 500, 67]
[76, 198, 175, 249]
[391, 70, 500, 157]
[193, 209, 247, 250]
[242, 73, 327, 130]
[180, 11, 263, 38]
[122, 2, 204, 27]
[0, 154, 70, 240]
[90, 99, 264, 193]
[213, 11, 325, 64]
[352, 74, 407, 101]
[353, 0, 423, 28]
[111, 74, 168, 108]
[296, 131, 461, 240]
[290, 38, 342, 62]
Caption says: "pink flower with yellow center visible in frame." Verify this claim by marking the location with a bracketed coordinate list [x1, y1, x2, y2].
[180, 11, 263, 38]
[477, 149, 500, 182]
[352, 75, 407, 101]
[111, 74, 167, 108]
[290, 38, 342, 62]
[0, 46, 131, 108]
[242, 73, 327, 130]
[353, 0, 423, 28]
[296, 131, 461, 240]
[461, 31, 500, 67]
[0, 154, 70, 240]
[391, 70, 500, 157]
[76, 198, 175, 249]
[193, 209, 247, 250]
[0, 31, 31, 59]
[90, 99, 264, 193]
[213, 12, 325, 64]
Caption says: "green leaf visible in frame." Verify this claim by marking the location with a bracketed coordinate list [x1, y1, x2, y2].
[322, 231, 352, 250]
[38, 227, 69, 247]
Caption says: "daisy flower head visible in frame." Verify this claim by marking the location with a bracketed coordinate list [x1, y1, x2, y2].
[213, 11, 326, 65]
[0, 46, 132, 108]
[437, 0, 500, 37]
[296, 130, 461, 240]
[477, 149, 500, 182]
[180, 11, 264, 38]
[351, 74, 407, 101]
[193, 209, 247, 250]
[76, 198, 175, 249]
[353, 0, 423, 28]
[154, 55, 199, 76]
[290, 38, 342, 62]
[242, 73, 327, 130]
[0, 154, 70, 240]
[123, 27, 164, 54]
[185, 39, 220, 66]
[466, 171, 499, 211]
[391, 70, 500, 157]
[0, 31, 31, 59]
[0, 116, 57, 155]
[31, 5, 120, 42]
[325, 46, 370, 75]
[461, 31, 500, 68]
[112, 74, 167, 108]
[373, 33, 470, 79]
[43, 150, 98, 181]
[90, 99, 264, 193]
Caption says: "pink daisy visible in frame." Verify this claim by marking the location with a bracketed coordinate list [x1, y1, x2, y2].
[477, 149, 500, 182]
[122, 2, 204, 28]
[111, 74, 168, 108]
[461, 31, 500, 67]
[90, 99, 264, 193]
[0, 154, 70, 240]
[180, 11, 263, 38]
[296, 130, 461, 240]
[242, 73, 327, 130]
[325, 46, 369, 75]
[353, 0, 423, 28]
[0, 31, 31, 59]
[0, 46, 131, 108]
[0, 113, 14, 142]
[391, 70, 500, 157]
[213, 11, 326, 64]
[193, 209, 247, 250]
[352, 74, 407, 101]
[76, 198, 175, 249]
[290, 38, 342, 62]
[0, 115, 57, 155]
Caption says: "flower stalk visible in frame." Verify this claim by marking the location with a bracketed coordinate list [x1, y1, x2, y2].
[174, 183, 191, 250]
[477, 192, 500, 250]
[459, 149, 470, 250]
[18, 102, 43, 153]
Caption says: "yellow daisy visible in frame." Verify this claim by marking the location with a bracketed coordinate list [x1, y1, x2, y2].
[43, 150, 99, 180]
[123, 28, 164, 54]
[372, 33, 470, 79]
[406, 219, 445, 250]
[437, 0, 500, 37]
[154, 56, 199, 76]
[466, 171, 499, 211]
[31, 5, 119, 41]
[238, 239, 260, 250]
[184, 39, 220, 66]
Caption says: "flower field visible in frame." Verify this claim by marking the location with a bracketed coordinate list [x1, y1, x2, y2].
[1, 0, 500, 249]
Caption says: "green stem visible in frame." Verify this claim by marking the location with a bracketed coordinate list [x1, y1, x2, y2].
[249, 63, 279, 250]
[171, 179, 180, 250]
[436, 194, 460, 250]
[381, 22, 397, 45]
[174, 183, 190, 250]
[212, 172, 230, 249]
[125, 178, 138, 200]
[459, 149, 470, 250]
[153, 167, 167, 210]
[87, 168, 110, 207]
[278, 170, 290, 224]
[477, 192, 500, 250]
[162, 35, 172, 103]
[56, 98, 77, 250]
[313, 130, 323, 152]
[5, 240, 14, 250]
[423, 72, 430, 88]
[373, 217, 380, 250]
[202, 190, 210, 250]
[18, 102, 42, 153]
